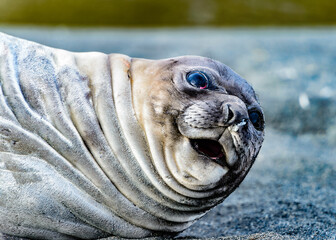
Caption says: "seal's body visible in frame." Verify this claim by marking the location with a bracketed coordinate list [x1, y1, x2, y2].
[0, 32, 264, 239]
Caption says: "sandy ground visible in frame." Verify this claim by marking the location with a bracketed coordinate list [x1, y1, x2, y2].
[0, 26, 335, 240]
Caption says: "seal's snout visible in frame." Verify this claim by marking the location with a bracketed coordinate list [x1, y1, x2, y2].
[220, 101, 248, 127]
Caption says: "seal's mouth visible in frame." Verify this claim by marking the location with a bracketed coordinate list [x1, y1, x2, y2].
[190, 139, 227, 168]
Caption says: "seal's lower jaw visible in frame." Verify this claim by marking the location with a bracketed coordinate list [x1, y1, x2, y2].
[167, 136, 229, 191]
[189, 139, 227, 168]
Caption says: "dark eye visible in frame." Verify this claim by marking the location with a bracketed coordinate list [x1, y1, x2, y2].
[186, 71, 209, 89]
[248, 110, 264, 131]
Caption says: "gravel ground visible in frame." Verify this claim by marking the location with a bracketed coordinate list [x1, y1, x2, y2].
[0, 26, 335, 240]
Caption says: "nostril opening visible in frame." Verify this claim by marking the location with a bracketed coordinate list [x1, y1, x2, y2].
[228, 107, 234, 122]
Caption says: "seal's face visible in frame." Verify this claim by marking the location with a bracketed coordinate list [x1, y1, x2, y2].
[131, 56, 264, 199]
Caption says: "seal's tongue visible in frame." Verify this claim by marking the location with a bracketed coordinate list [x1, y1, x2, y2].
[190, 139, 225, 160]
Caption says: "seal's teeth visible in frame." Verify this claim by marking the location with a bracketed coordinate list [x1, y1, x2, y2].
[230, 119, 247, 132]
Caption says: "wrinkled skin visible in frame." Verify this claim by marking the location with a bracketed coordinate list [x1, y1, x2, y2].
[0, 32, 264, 240]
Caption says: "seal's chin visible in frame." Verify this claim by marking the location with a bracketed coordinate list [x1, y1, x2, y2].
[190, 139, 227, 168]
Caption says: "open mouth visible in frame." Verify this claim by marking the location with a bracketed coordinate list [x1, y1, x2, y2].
[190, 139, 227, 168]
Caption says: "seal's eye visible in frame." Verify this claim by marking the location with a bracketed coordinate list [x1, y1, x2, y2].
[186, 71, 209, 89]
[248, 110, 264, 131]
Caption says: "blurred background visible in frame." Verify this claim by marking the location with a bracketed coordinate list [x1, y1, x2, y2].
[0, 1, 335, 239]
[1, 0, 336, 27]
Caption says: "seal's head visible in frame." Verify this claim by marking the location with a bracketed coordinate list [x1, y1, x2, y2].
[131, 56, 264, 201]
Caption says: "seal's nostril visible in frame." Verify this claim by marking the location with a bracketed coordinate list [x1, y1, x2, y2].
[228, 107, 234, 123]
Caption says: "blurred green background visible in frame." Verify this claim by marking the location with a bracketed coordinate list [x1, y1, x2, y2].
[0, 0, 336, 27]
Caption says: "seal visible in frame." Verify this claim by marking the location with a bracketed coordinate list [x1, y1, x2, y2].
[0, 32, 264, 239]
